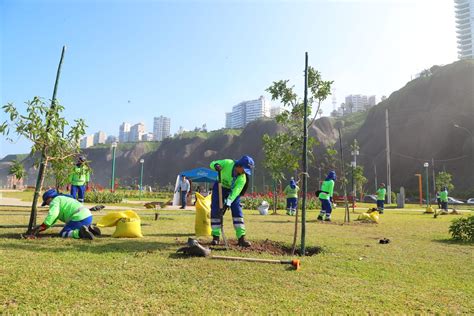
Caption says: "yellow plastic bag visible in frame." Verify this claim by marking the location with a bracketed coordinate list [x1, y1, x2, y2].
[96, 210, 143, 238]
[357, 211, 379, 223]
[195, 192, 212, 236]
[112, 217, 143, 238]
[97, 210, 141, 227]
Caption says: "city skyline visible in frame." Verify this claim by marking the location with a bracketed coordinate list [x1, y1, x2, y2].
[0, 0, 459, 157]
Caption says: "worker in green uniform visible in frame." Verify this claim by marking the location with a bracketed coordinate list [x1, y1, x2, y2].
[376, 183, 387, 213]
[69, 156, 91, 203]
[317, 171, 336, 221]
[31, 189, 100, 239]
[439, 187, 449, 213]
[209, 155, 254, 247]
[284, 179, 299, 216]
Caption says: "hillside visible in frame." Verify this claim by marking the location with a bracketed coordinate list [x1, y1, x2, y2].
[1, 60, 473, 195]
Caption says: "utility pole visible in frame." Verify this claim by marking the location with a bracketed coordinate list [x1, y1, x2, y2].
[351, 139, 359, 199]
[374, 163, 378, 192]
[385, 108, 392, 204]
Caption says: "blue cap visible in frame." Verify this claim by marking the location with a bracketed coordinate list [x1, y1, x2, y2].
[41, 189, 58, 206]
[326, 171, 336, 181]
[235, 155, 254, 175]
[290, 179, 296, 188]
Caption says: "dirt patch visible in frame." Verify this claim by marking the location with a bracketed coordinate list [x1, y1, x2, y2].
[197, 239, 323, 256]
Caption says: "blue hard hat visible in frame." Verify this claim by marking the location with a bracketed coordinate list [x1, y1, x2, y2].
[235, 155, 255, 175]
[41, 189, 58, 206]
[326, 171, 336, 181]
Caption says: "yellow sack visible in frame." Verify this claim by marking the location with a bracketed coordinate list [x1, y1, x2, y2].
[357, 211, 379, 223]
[97, 210, 141, 227]
[112, 217, 143, 238]
[96, 210, 143, 238]
[195, 192, 212, 237]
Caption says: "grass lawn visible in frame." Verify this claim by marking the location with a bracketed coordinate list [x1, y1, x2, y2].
[0, 205, 473, 314]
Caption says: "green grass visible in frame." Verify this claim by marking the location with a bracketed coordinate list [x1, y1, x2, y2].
[1, 204, 473, 313]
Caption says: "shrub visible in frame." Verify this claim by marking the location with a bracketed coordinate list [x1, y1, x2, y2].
[449, 215, 474, 242]
[85, 191, 124, 204]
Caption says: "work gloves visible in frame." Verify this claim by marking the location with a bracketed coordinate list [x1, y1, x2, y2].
[31, 223, 47, 236]
[224, 199, 232, 207]
[214, 164, 222, 172]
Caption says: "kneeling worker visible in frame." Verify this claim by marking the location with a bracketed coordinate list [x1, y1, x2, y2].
[32, 189, 101, 239]
[210, 155, 254, 247]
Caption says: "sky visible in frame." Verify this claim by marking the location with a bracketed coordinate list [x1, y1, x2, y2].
[0, 0, 458, 157]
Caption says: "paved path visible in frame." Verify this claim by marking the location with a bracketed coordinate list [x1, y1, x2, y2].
[0, 196, 195, 211]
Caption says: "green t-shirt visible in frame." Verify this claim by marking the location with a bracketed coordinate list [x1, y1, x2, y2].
[318, 180, 334, 200]
[376, 188, 386, 201]
[210, 159, 246, 203]
[439, 190, 448, 202]
[68, 165, 91, 186]
[43, 196, 91, 227]
[284, 185, 299, 198]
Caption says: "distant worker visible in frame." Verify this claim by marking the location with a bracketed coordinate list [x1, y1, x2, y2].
[176, 175, 190, 209]
[439, 187, 449, 213]
[317, 171, 336, 222]
[210, 155, 254, 247]
[376, 183, 387, 214]
[68, 155, 91, 203]
[436, 191, 442, 209]
[284, 179, 299, 216]
[31, 189, 100, 239]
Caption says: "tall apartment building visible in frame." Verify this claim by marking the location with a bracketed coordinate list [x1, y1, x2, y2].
[143, 132, 154, 141]
[455, 0, 474, 59]
[80, 135, 94, 149]
[119, 122, 131, 143]
[129, 123, 145, 142]
[226, 96, 271, 129]
[225, 112, 233, 128]
[153, 116, 171, 141]
[93, 131, 107, 145]
[345, 95, 372, 113]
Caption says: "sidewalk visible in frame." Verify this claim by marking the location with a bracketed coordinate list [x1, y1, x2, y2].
[0, 196, 195, 211]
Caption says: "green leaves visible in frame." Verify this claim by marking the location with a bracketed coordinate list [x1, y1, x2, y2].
[435, 171, 454, 192]
[8, 159, 27, 181]
[263, 66, 333, 183]
[1, 97, 88, 187]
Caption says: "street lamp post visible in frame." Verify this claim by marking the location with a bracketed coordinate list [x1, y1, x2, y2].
[110, 142, 117, 192]
[139, 159, 144, 199]
[423, 162, 429, 208]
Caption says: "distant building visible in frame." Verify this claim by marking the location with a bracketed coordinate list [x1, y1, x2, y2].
[153, 116, 171, 141]
[105, 135, 118, 144]
[6, 174, 24, 189]
[345, 95, 368, 113]
[119, 122, 131, 143]
[80, 135, 94, 148]
[227, 96, 271, 129]
[270, 107, 282, 118]
[368, 95, 377, 107]
[142, 132, 154, 141]
[225, 112, 233, 128]
[454, 0, 474, 59]
[93, 131, 107, 145]
[129, 123, 145, 142]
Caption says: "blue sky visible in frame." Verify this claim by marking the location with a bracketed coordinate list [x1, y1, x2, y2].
[0, 0, 457, 157]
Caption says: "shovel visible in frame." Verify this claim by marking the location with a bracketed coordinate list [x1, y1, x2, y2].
[217, 169, 229, 249]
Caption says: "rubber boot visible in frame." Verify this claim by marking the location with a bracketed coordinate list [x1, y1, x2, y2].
[238, 235, 251, 247]
[211, 235, 220, 246]
[324, 217, 331, 222]
[317, 214, 324, 221]
[88, 225, 101, 236]
[78, 225, 94, 240]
